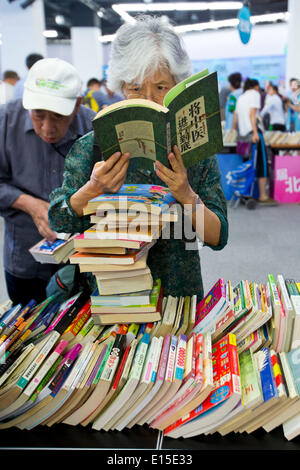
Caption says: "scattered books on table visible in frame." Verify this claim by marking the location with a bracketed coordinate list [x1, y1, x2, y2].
[0, 273, 300, 442]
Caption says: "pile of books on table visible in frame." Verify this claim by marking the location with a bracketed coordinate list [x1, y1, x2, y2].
[0, 274, 300, 442]
[69, 184, 177, 326]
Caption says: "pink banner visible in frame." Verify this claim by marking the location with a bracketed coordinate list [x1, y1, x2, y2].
[273, 155, 300, 204]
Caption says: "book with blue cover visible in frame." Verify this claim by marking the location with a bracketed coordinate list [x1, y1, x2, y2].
[83, 184, 177, 216]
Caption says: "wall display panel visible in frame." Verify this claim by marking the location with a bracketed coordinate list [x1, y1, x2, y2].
[192, 55, 286, 90]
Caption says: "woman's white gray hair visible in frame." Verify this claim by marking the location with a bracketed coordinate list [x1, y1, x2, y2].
[106, 15, 193, 92]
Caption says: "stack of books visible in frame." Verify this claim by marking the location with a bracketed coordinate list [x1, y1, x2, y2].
[0, 274, 300, 441]
[29, 232, 78, 264]
[69, 184, 177, 325]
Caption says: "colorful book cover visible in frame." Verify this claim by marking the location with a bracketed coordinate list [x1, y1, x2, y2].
[193, 278, 227, 334]
[239, 349, 262, 409]
[164, 333, 240, 436]
[92, 70, 222, 171]
[254, 348, 278, 404]
[286, 346, 300, 396]
[84, 184, 176, 215]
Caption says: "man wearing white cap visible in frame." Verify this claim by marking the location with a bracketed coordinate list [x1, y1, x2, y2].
[0, 58, 95, 306]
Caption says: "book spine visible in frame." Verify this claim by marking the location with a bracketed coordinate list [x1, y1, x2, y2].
[173, 334, 187, 381]
[85, 344, 108, 388]
[142, 337, 159, 384]
[189, 295, 197, 328]
[165, 336, 178, 382]
[157, 334, 171, 382]
[62, 301, 91, 339]
[227, 333, 241, 396]
[285, 279, 299, 296]
[30, 357, 62, 402]
[193, 281, 226, 332]
[255, 348, 277, 402]
[16, 330, 61, 390]
[278, 275, 293, 311]
[55, 290, 91, 335]
[150, 336, 164, 384]
[100, 335, 127, 383]
[0, 322, 27, 354]
[0, 300, 13, 320]
[195, 279, 223, 321]
[150, 278, 162, 306]
[23, 339, 68, 397]
[163, 296, 177, 326]
[269, 274, 281, 306]
[129, 333, 150, 381]
[194, 333, 204, 382]
[0, 304, 22, 332]
[0, 299, 37, 339]
[270, 350, 286, 396]
[49, 343, 82, 396]
[182, 333, 195, 384]
[62, 342, 93, 391]
[111, 344, 131, 390]
[44, 298, 78, 335]
[93, 339, 115, 385]
[126, 323, 139, 346]
[0, 343, 35, 387]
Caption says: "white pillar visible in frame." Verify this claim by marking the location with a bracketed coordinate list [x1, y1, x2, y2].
[0, 0, 47, 77]
[286, 0, 300, 83]
[71, 26, 103, 91]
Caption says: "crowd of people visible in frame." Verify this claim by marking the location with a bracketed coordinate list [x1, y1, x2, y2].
[222, 72, 300, 135]
[221, 72, 300, 206]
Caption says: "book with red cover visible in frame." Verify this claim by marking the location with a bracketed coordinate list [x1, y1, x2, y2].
[164, 333, 241, 438]
[192, 278, 228, 335]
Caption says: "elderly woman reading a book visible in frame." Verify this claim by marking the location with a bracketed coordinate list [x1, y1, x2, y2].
[49, 15, 228, 300]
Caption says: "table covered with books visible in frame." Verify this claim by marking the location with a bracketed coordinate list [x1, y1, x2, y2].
[0, 184, 300, 451]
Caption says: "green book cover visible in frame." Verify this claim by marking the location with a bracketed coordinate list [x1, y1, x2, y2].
[286, 347, 300, 395]
[92, 70, 223, 171]
[239, 349, 262, 408]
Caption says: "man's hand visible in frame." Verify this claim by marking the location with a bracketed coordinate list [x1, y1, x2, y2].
[12, 194, 56, 241]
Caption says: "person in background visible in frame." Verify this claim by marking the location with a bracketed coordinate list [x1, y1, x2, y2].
[224, 72, 243, 130]
[99, 78, 124, 106]
[260, 83, 286, 132]
[233, 78, 277, 206]
[82, 77, 108, 112]
[49, 15, 228, 302]
[285, 79, 300, 131]
[219, 82, 231, 122]
[13, 52, 44, 99]
[0, 58, 95, 306]
[0, 70, 20, 105]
